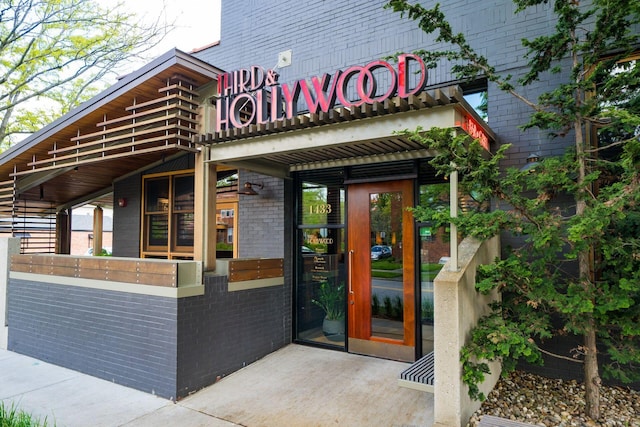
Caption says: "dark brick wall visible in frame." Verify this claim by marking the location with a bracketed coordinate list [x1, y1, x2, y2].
[7, 273, 291, 400]
[194, 0, 575, 167]
[7, 278, 178, 399]
[113, 173, 141, 258]
[176, 274, 290, 397]
[237, 170, 285, 259]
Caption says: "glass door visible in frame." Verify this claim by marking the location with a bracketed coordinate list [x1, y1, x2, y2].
[347, 180, 415, 362]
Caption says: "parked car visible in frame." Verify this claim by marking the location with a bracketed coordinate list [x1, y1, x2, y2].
[370, 245, 392, 260]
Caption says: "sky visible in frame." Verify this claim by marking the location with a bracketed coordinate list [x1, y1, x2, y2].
[97, 0, 221, 74]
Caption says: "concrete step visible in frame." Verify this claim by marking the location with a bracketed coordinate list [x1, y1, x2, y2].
[398, 351, 434, 393]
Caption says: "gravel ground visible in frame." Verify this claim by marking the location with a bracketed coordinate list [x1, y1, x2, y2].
[467, 371, 640, 427]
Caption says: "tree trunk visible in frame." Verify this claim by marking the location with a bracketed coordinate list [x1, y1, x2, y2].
[584, 317, 601, 420]
[574, 87, 601, 419]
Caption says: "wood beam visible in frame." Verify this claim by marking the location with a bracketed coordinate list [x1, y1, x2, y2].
[92, 206, 103, 256]
[194, 147, 216, 271]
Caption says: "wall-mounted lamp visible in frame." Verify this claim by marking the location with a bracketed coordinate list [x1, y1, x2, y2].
[237, 182, 263, 196]
[118, 198, 127, 207]
[520, 153, 541, 172]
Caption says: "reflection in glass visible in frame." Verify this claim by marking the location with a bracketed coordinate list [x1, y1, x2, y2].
[370, 191, 404, 341]
[173, 175, 194, 211]
[296, 180, 345, 348]
[146, 178, 169, 212]
[175, 213, 194, 247]
[216, 204, 235, 258]
[418, 183, 450, 356]
[148, 214, 168, 246]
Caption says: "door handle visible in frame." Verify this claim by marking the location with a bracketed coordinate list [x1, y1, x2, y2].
[348, 249, 355, 294]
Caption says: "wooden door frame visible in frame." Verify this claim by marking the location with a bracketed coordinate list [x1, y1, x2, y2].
[346, 179, 416, 362]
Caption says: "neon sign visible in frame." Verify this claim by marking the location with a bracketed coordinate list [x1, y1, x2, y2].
[459, 114, 489, 151]
[215, 53, 427, 132]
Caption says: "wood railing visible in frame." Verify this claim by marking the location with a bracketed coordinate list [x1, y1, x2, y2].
[10, 254, 202, 288]
[227, 258, 284, 283]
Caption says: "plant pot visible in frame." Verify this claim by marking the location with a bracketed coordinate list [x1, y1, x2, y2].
[322, 317, 345, 341]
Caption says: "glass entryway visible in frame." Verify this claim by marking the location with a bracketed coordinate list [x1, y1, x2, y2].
[293, 162, 449, 360]
[295, 175, 346, 348]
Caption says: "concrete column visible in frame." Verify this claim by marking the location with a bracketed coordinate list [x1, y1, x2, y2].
[0, 237, 20, 349]
[449, 169, 458, 271]
[433, 236, 501, 427]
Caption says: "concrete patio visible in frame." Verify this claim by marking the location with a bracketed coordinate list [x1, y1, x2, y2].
[0, 344, 433, 426]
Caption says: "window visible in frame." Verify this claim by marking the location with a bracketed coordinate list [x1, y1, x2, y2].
[216, 202, 237, 258]
[215, 168, 239, 258]
[142, 170, 194, 259]
[587, 53, 640, 193]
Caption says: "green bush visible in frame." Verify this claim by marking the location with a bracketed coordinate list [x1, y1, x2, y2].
[372, 293, 380, 316]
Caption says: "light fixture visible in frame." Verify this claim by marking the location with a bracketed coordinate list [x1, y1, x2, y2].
[237, 181, 263, 195]
[520, 153, 541, 172]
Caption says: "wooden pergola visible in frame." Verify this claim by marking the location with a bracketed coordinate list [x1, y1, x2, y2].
[0, 49, 223, 255]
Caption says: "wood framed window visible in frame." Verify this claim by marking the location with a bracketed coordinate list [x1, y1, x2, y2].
[142, 170, 195, 259]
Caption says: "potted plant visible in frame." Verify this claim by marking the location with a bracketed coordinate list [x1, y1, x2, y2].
[312, 280, 345, 340]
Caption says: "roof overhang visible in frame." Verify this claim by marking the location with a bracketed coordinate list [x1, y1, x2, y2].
[203, 86, 496, 178]
[0, 49, 223, 211]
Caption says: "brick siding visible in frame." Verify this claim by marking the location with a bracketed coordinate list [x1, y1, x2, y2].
[7, 272, 291, 399]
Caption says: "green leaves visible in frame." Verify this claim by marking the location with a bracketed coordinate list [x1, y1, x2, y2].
[460, 310, 544, 401]
[0, 0, 172, 146]
[387, 0, 640, 412]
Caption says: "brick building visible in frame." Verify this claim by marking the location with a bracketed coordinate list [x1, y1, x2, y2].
[0, 1, 634, 426]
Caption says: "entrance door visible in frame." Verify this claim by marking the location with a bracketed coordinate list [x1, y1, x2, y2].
[347, 180, 415, 362]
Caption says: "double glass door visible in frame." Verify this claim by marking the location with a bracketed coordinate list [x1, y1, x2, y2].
[295, 177, 417, 362]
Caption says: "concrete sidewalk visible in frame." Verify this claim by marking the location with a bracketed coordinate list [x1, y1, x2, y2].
[0, 344, 433, 427]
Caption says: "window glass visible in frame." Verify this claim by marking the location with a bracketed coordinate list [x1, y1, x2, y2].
[296, 178, 346, 349]
[418, 183, 450, 356]
[174, 175, 194, 211]
[145, 177, 169, 212]
[464, 90, 488, 122]
[216, 203, 236, 258]
[142, 171, 194, 259]
[148, 214, 168, 247]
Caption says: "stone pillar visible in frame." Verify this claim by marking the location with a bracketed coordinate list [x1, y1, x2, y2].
[0, 237, 20, 349]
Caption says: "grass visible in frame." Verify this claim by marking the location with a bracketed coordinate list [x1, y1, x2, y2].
[421, 263, 443, 272]
[371, 259, 402, 270]
[372, 270, 402, 278]
[0, 402, 49, 427]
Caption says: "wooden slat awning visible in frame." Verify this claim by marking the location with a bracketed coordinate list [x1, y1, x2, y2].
[0, 49, 223, 210]
[13, 75, 200, 177]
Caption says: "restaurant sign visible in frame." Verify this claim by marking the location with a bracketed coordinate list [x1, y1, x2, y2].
[215, 53, 427, 132]
[458, 114, 490, 151]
